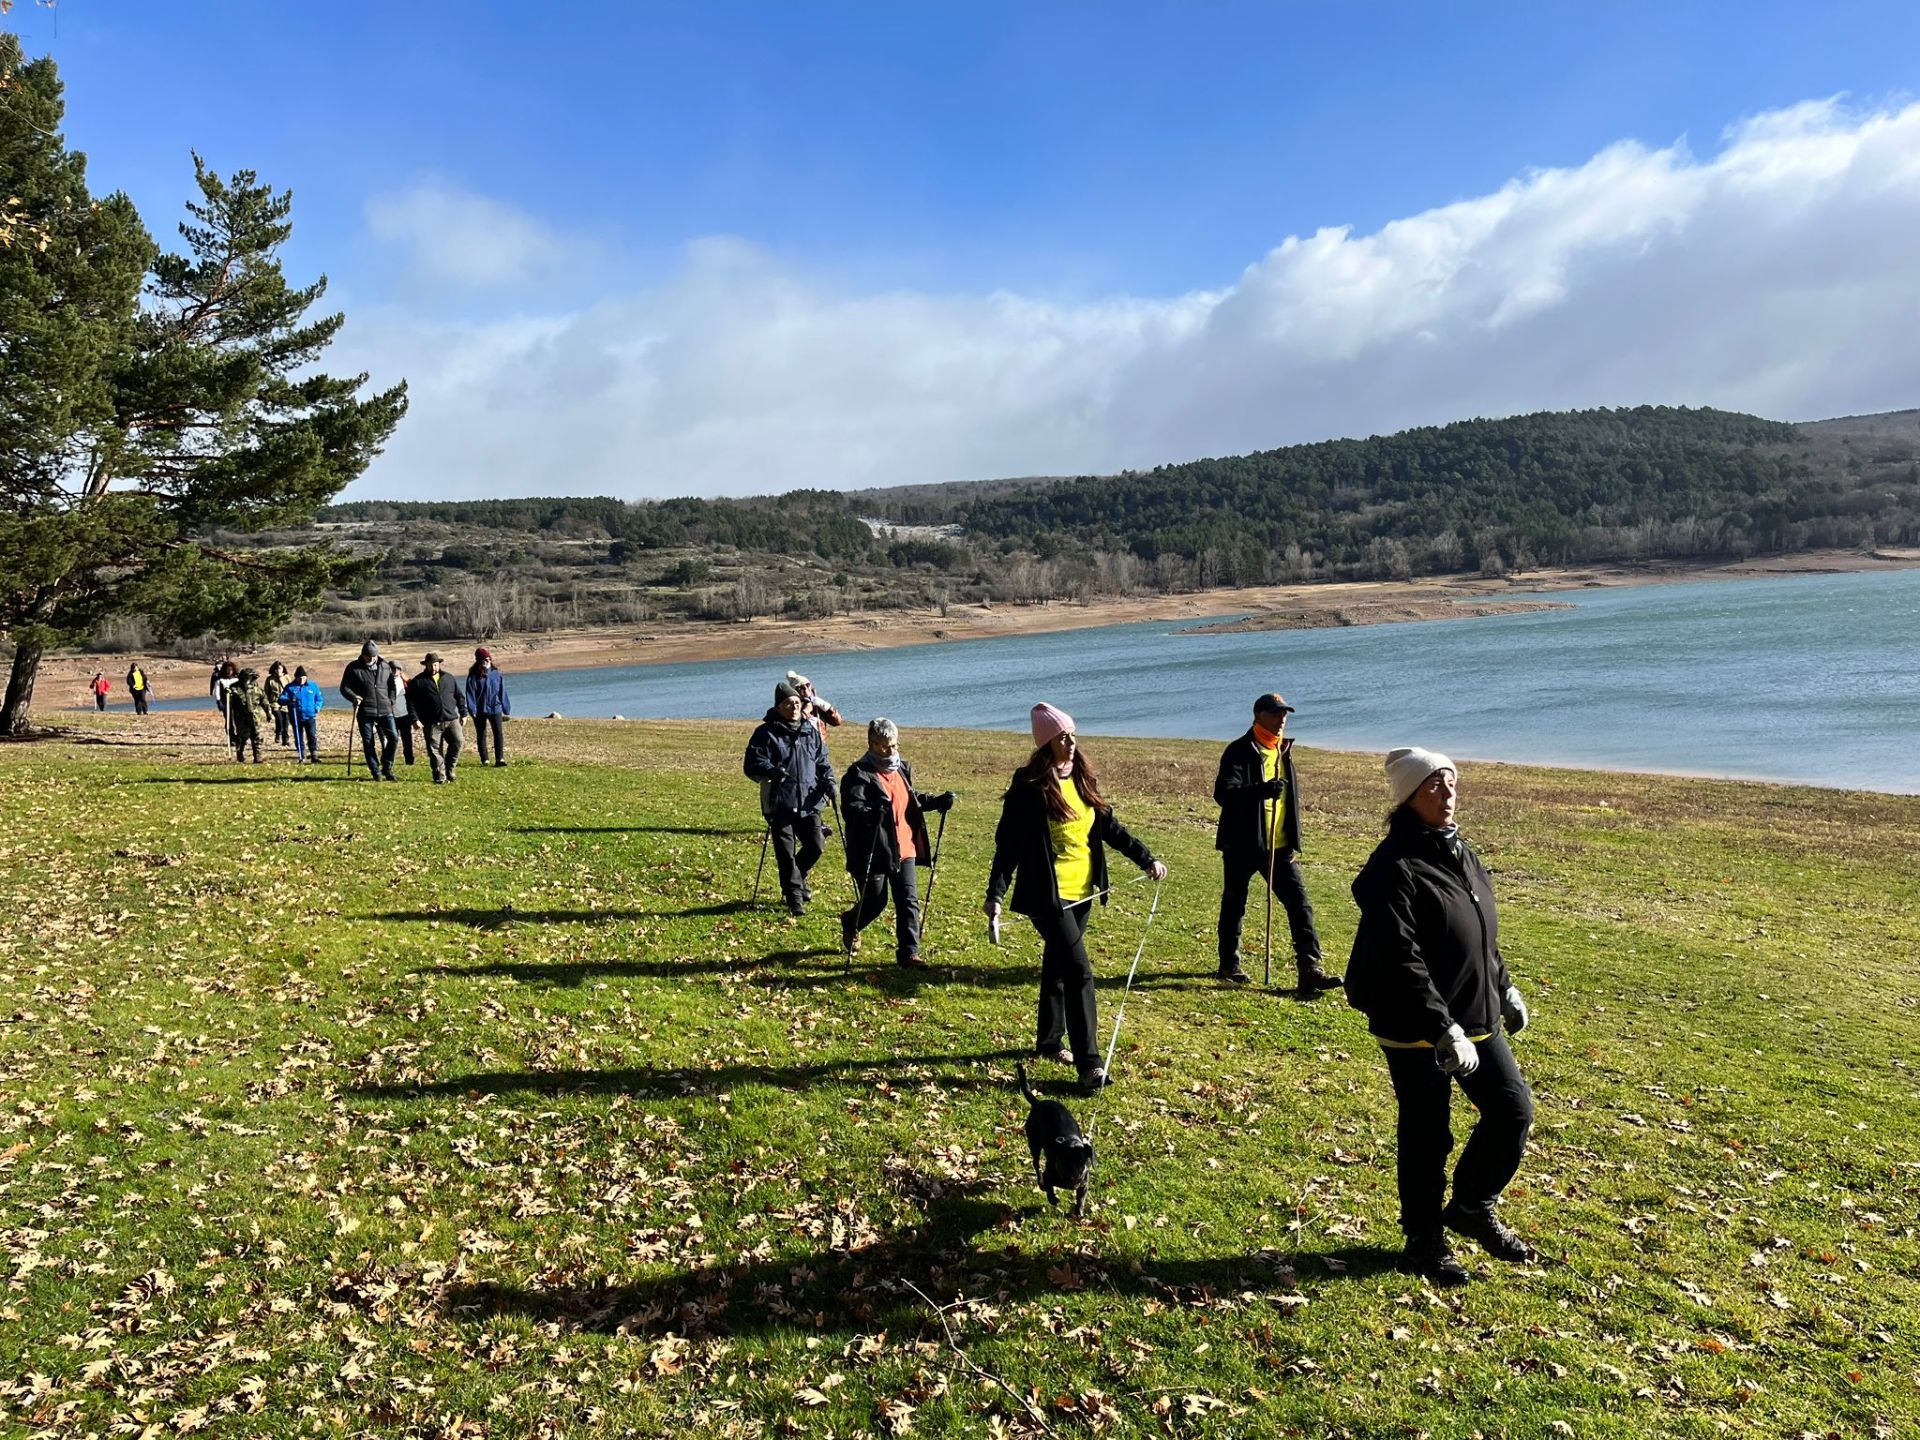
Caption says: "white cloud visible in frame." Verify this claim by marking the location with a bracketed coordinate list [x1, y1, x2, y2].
[364, 182, 579, 291]
[336, 97, 1920, 501]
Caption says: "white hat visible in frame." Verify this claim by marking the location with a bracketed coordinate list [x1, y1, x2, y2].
[1385, 747, 1455, 808]
[786, 670, 810, 687]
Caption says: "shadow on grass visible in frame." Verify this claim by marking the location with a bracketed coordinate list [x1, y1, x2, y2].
[435, 945, 843, 985]
[349, 1045, 1028, 1101]
[368, 899, 756, 928]
[439, 1188, 1405, 1340]
[138, 772, 358, 784]
[510, 825, 758, 837]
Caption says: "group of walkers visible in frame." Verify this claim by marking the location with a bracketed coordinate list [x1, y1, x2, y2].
[204, 643, 515, 782]
[87, 663, 154, 714]
[744, 675, 1534, 1287]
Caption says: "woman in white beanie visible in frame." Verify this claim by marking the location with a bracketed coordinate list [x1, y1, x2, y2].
[1345, 748, 1535, 1286]
[985, 703, 1168, 1095]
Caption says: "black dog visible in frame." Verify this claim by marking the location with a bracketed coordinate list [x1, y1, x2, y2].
[1016, 1062, 1094, 1217]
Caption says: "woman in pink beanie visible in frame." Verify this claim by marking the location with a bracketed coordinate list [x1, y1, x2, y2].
[985, 703, 1168, 1094]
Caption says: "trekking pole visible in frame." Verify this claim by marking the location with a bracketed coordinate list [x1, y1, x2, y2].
[1086, 873, 1165, 1145]
[1263, 780, 1282, 988]
[918, 807, 950, 959]
[346, 701, 359, 778]
[750, 824, 772, 905]
[849, 812, 882, 975]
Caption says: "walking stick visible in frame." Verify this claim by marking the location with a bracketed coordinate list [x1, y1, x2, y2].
[848, 811, 882, 975]
[346, 701, 360, 778]
[1263, 775, 1282, 988]
[918, 807, 950, 958]
[751, 824, 772, 905]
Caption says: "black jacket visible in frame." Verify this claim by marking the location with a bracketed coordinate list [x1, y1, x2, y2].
[1213, 730, 1304, 854]
[986, 777, 1157, 918]
[340, 657, 400, 717]
[406, 670, 469, 725]
[841, 757, 941, 878]
[1345, 809, 1513, 1044]
[743, 711, 835, 820]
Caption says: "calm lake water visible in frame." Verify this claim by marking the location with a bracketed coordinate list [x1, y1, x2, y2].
[494, 568, 1920, 794]
[162, 569, 1920, 792]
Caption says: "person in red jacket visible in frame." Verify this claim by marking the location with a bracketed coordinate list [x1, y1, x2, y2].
[90, 672, 111, 711]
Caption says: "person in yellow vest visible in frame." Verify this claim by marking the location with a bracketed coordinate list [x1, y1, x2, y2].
[985, 703, 1167, 1095]
[125, 662, 152, 716]
[1212, 692, 1340, 991]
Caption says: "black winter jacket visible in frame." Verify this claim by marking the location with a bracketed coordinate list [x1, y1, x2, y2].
[406, 670, 469, 725]
[1213, 730, 1304, 854]
[1345, 809, 1513, 1044]
[743, 711, 835, 820]
[841, 756, 938, 878]
[340, 657, 400, 717]
[986, 777, 1157, 918]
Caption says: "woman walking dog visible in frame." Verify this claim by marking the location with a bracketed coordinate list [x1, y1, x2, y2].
[986, 703, 1167, 1095]
[1346, 747, 1536, 1286]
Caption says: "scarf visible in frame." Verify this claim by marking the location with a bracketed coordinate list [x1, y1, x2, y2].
[1252, 723, 1282, 750]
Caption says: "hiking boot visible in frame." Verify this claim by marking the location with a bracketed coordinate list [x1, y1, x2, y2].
[1296, 964, 1344, 995]
[840, 911, 860, 955]
[1035, 1044, 1071, 1065]
[494, 759, 508, 768]
[898, 953, 929, 970]
[1402, 1232, 1470, 1286]
[1217, 965, 1252, 986]
[1079, 1067, 1109, 1095]
[1441, 1202, 1533, 1262]
[786, 895, 806, 918]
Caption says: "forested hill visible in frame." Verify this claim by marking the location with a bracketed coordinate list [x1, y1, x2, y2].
[893, 406, 1917, 581]
[233, 403, 1916, 648]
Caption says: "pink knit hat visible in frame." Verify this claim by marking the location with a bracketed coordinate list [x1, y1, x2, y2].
[1030, 702, 1075, 749]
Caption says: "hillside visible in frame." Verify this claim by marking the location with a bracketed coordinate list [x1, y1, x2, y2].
[83, 405, 1920, 652]
[3, 715, 1917, 1437]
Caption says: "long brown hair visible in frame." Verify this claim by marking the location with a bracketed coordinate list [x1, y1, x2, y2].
[1010, 744, 1109, 822]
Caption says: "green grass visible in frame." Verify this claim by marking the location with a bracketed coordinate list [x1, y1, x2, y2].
[2, 715, 1918, 1438]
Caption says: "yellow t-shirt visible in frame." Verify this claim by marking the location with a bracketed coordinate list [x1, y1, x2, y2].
[1258, 739, 1282, 844]
[1048, 784, 1099, 905]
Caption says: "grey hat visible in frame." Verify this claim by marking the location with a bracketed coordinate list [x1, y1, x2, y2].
[775, 680, 800, 704]
[360, 640, 380, 658]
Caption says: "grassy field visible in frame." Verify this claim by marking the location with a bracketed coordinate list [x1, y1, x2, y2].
[2, 714, 1918, 1439]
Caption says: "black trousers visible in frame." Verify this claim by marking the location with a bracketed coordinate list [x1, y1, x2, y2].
[271, 705, 288, 743]
[1032, 901, 1099, 1071]
[397, 714, 416, 764]
[474, 712, 506, 763]
[1218, 847, 1322, 970]
[132, 691, 149, 715]
[95, 693, 107, 711]
[846, 859, 920, 962]
[1382, 1031, 1534, 1237]
[770, 814, 825, 903]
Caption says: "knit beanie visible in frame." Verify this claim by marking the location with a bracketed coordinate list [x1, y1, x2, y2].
[786, 670, 810, 688]
[1385, 747, 1455, 808]
[1030, 702, 1075, 749]
[475, 646, 492, 662]
[774, 680, 800, 704]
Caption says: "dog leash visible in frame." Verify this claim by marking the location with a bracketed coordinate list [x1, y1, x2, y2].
[1087, 873, 1163, 1140]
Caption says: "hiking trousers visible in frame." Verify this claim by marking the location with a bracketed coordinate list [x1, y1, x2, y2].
[1382, 1030, 1534, 1237]
[1032, 900, 1098, 1071]
[1218, 848, 1322, 971]
[846, 859, 921, 962]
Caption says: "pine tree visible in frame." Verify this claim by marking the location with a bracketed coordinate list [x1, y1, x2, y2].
[0, 33, 407, 733]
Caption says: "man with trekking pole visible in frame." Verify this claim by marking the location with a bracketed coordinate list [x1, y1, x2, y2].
[743, 681, 837, 917]
[1212, 692, 1342, 993]
[838, 718, 955, 971]
[340, 640, 402, 781]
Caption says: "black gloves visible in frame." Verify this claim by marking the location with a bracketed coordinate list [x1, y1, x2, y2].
[1260, 777, 1286, 798]
[929, 791, 957, 813]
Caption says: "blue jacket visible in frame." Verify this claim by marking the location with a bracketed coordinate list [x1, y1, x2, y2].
[743, 710, 835, 820]
[281, 679, 325, 722]
[465, 665, 511, 716]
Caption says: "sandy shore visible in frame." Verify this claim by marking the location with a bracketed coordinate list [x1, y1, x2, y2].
[26, 545, 1920, 710]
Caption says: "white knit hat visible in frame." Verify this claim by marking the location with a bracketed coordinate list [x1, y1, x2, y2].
[1385, 747, 1455, 807]
[787, 670, 810, 687]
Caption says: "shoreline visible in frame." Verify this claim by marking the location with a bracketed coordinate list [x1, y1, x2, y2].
[26, 544, 1920, 706]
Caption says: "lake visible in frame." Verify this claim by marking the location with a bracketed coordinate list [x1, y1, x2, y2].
[161, 569, 1920, 792]
[483, 568, 1920, 794]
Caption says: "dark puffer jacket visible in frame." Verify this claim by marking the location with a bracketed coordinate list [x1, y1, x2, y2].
[743, 711, 835, 820]
[841, 756, 940, 878]
[1345, 808, 1512, 1044]
[986, 778, 1157, 918]
[406, 670, 469, 725]
[340, 657, 400, 717]
[1213, 730, 1304, 854]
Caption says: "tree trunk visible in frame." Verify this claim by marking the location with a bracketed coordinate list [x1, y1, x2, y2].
[0, 638, 45, 736]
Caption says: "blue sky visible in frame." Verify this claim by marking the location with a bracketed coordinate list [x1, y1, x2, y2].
[13, 2, 1920, 498]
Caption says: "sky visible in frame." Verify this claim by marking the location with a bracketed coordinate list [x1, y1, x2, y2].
[13, 1, 1920, 501]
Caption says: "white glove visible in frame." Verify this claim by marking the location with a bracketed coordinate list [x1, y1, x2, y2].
[1502, 985, 1529, 1035]
[1437, 1024, 1480, 1076]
